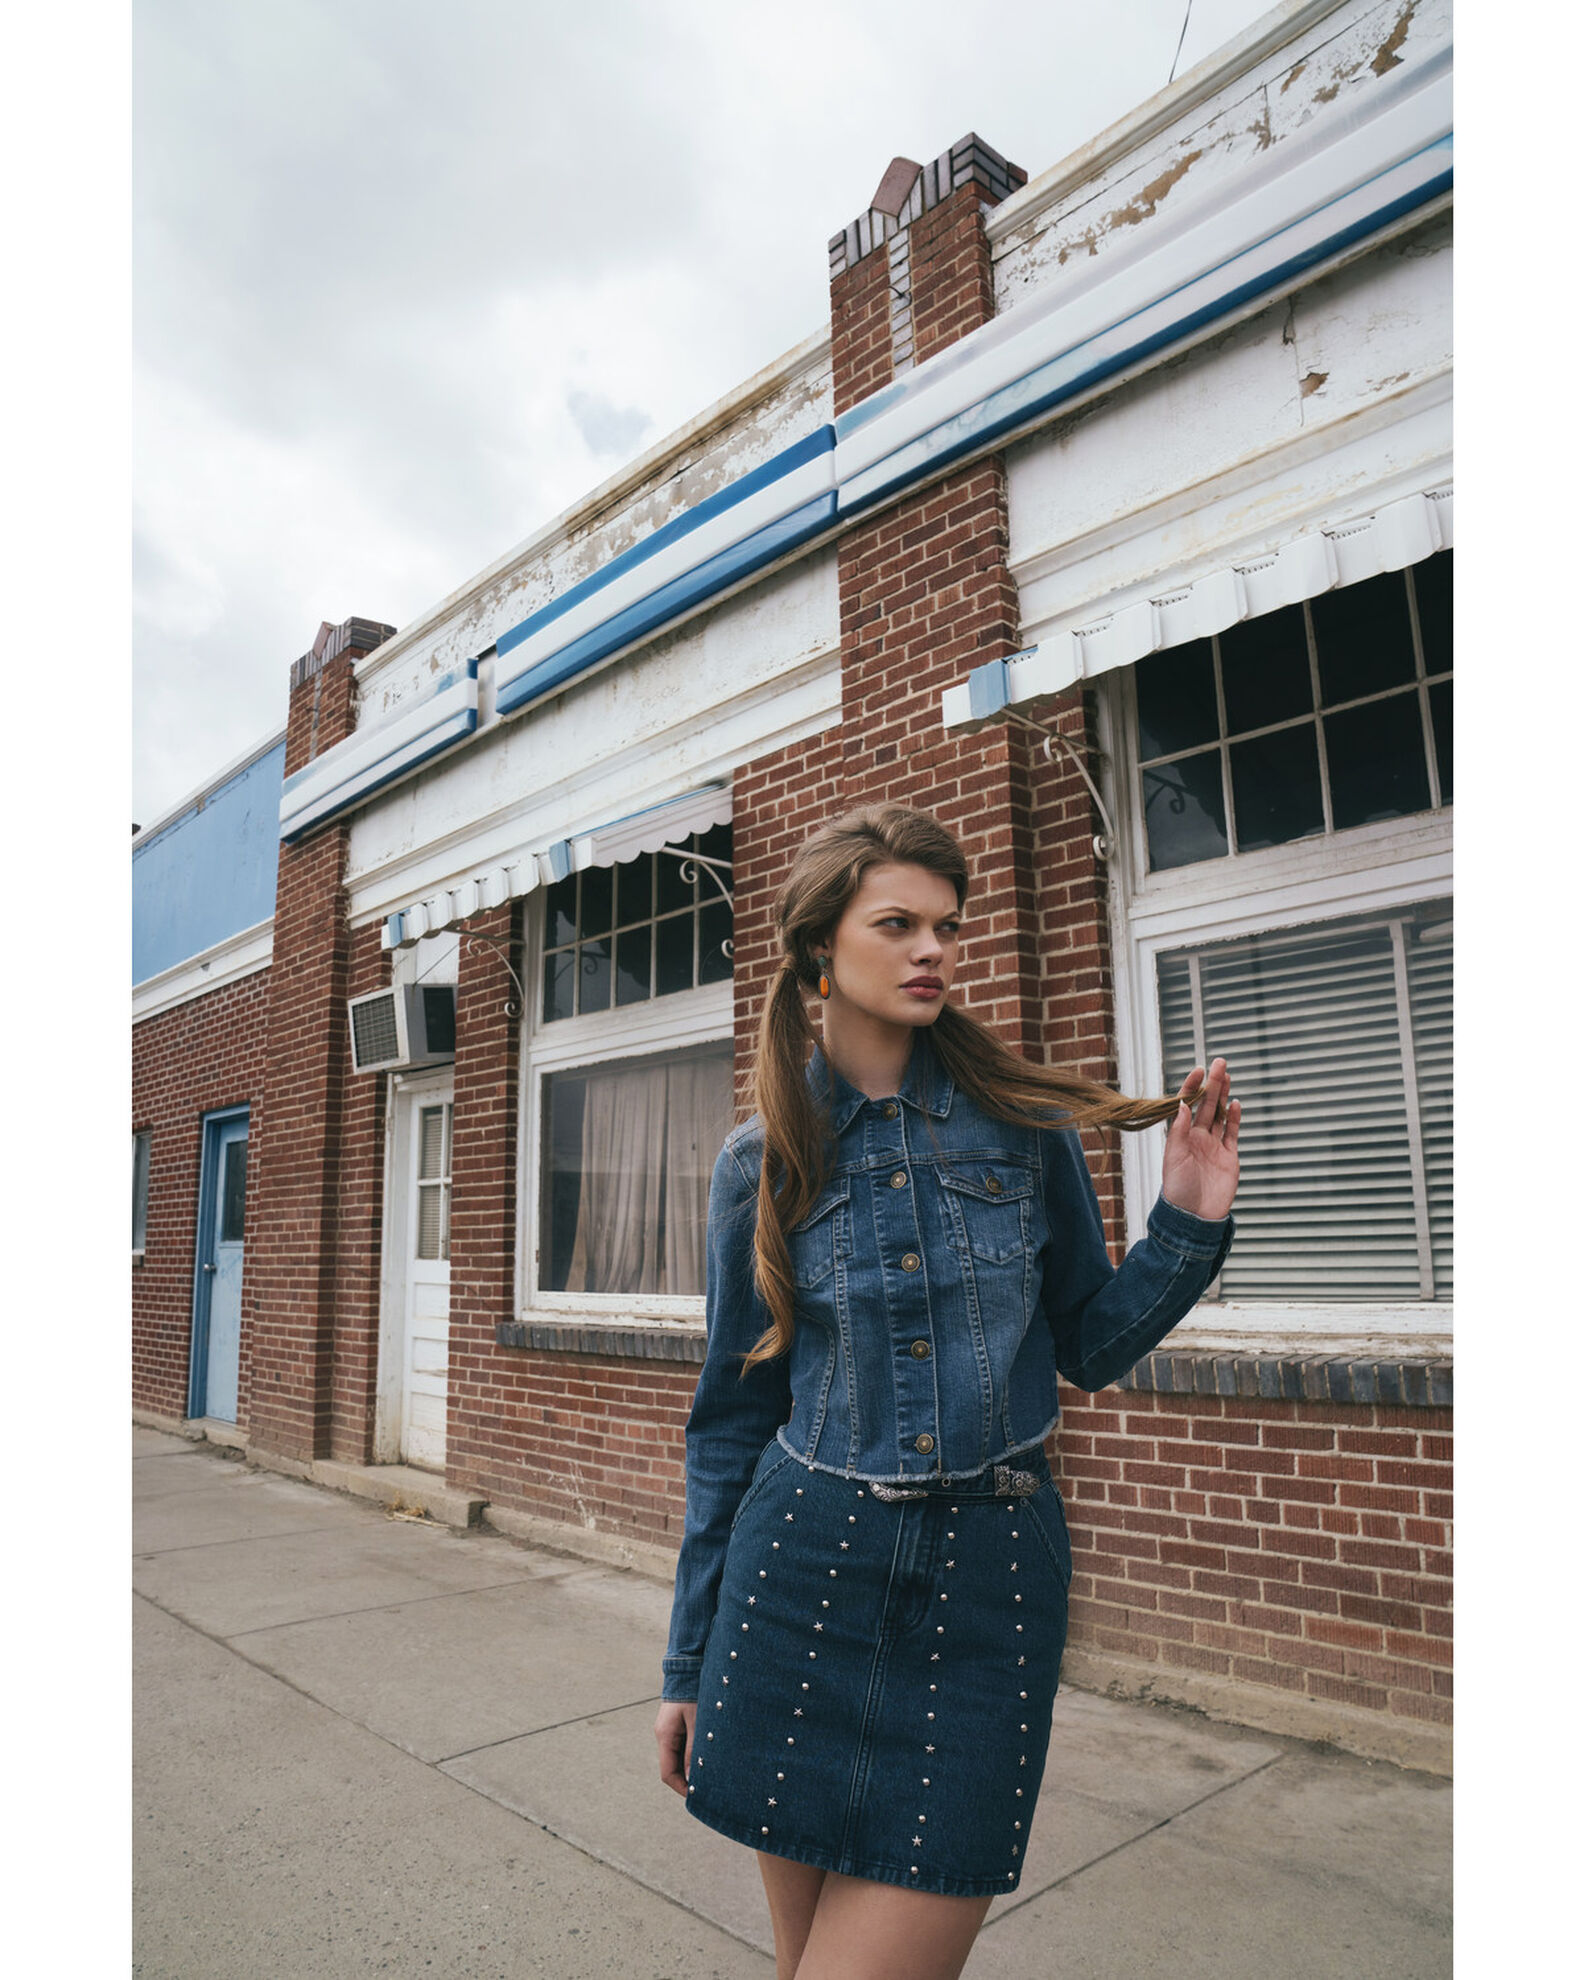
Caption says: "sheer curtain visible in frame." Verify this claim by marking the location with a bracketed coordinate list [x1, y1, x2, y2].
[567, 1051, 732, 1295]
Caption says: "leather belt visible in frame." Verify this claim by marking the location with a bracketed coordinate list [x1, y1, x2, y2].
[867, 1464, 1041, 1502]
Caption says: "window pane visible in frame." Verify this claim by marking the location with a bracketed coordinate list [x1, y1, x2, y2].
[417, 1106, 446, 1181]
[580, 865, 612, 938]
[1229, 726, 1324, 852]
[1143, 749, 1227, 871]
[219, 1140, 248, 1244]
[1311, 571, 1415, 705]
[1135, 641, 1218, 760]
[655, 911, 694, 996]
[656, 843, 694, 916]
[416, 1183, 445, 1260]
[699, 899, 734, 984]
[577, 936, 612, 1014]
[539, 1042, 734, 1295]
[545, 874, 578, 947]
[1158, 903, 1451, 1301]
[617, 851, 653, 928]
[615, 923, 652, 1006]
[132, 1133, 150, 1250]
[1412, 550, 1452, 675]
[1325, 691, 1432, 831]
[543, 946, 576, 1022]
[1219, 606, 1313, 735]
[1429, 679, 1452, 804]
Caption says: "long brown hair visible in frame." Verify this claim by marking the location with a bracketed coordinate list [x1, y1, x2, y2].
[741, 802, 1178, 1373]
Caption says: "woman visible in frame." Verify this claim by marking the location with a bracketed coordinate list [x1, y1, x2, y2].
[654, 804, 1240, 1980]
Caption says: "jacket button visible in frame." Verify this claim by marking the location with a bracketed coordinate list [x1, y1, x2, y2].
[985, 1174, 1003, 1193]
[910, 1339, 932, 1359]
[901, 1253, 921, 1272]
[890, 1171, 908, 1189]
[882, 1102, 899, 1119]
[914, 1433, 935, 1455]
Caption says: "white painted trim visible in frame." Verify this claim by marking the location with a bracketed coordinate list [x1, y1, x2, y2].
[134, 728, 287, 849]
[280, 671, 479, 839]
[351, 327, 833, 692]
[495, 451, 836, 689]
[132, 918, 273, 1024]
[1165, 1318, 1451, 1354]
[984, 1, 1357, 251]
[343, 641, 840, 929]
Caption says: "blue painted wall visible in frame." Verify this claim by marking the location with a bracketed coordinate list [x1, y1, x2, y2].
[133, 741, 286, 984]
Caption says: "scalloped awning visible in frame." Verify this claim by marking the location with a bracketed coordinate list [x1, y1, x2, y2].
[379, 783, 732, 950]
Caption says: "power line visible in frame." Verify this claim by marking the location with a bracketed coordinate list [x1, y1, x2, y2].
[1168, 0, 1195, 85]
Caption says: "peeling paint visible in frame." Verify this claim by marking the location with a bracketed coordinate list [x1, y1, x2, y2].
[1314, 80, 1341, 103]
[1299, 370, 1329, 397]
[1371, 1, 1417, 76]
[1113, 148, 1204, 230]
[1281, 57, 1307, 94]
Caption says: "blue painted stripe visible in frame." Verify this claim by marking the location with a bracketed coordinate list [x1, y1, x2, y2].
[966, 656, 1011, 722]
[496, 490, 839, 718]
[280, 658, 478, 799]
[495, 427, 836, 663]
[840, 141, 1452, 518]
[281, 705, 478, 842]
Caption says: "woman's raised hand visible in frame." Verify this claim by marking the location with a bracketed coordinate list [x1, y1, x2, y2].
[655, 1699, 697, 1798]
[1160, 1057, 1241, 1224]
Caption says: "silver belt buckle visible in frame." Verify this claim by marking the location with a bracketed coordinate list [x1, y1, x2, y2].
[868, 1480, 929, 1502]
[993, 1465, 1040, 1497]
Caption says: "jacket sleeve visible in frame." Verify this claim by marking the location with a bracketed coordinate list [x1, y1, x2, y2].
[1038, 1128, 1234, 1394]
[660, 1136, 792, 1703]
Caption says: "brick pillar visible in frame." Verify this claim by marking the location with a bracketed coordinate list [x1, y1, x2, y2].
[826, 138, 1048, 1054]
[244, 615, 394, 1462]
[445, 902, 523, 1482]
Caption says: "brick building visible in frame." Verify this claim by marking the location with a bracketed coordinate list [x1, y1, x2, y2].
[133, 0, 1452, 1772]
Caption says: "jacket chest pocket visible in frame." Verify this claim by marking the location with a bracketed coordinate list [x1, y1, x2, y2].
[939, 1167, 1034, 1264]
[789, 1179, 854, 1288]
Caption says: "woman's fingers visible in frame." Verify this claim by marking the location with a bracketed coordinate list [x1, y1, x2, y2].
[655, 1707, 690, 1797]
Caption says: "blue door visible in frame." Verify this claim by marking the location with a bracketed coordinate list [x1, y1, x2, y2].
[191, 1110, 248, 1424]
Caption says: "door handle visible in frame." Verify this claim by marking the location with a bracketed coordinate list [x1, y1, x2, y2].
[202, 1262, 217, 1274]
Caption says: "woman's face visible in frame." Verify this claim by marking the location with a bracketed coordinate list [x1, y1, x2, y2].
[822, 861, 962, 1028]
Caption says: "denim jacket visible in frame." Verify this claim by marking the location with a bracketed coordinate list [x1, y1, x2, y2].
[660, 1026, 1233, 1702]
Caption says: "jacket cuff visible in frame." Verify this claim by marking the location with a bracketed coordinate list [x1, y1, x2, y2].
[661, 1656, 702, 1703]
[1148, 1194, 1235, 1270]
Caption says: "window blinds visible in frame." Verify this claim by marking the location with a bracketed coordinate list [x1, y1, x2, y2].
[1157, 902, 1451, 1302]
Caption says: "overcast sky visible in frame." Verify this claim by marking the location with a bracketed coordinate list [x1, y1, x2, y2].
[133, 0, 1284, 826]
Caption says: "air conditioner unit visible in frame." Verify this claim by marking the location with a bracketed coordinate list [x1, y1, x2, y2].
[348, 984, 457, 1073]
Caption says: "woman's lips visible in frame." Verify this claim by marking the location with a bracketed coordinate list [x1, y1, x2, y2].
[902, 981, 943, 998]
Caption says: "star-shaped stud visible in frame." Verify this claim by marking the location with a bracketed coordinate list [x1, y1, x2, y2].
[747, 1595, 757, 1605]
[912, 1835, 923, 1847]
[925, 1743, 936, 1754]
[839, 1541, 849, 1550]
[813, 1622, 824, 1632]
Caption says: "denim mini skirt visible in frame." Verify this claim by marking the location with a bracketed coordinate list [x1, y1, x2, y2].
[685, 1434, 1074, 1897]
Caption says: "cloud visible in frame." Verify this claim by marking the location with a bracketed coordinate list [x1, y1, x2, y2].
[133, 0, 1279, 823]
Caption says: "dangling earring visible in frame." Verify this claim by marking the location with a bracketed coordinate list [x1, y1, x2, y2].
[816, 956, 832, 1000]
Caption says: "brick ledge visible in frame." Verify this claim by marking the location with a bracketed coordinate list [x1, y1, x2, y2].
[1120, 1349, 1451, 1407]
[496, 1319, 705, 1363]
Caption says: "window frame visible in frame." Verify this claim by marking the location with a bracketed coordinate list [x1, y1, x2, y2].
[1098, 620, 1452, 1350]
[516, 883, 734, 1329]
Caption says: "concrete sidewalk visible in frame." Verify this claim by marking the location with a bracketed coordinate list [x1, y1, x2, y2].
[134, 1429, 1451, 1978]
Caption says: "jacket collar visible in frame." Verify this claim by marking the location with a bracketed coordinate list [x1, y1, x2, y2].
[806, 1024, 955, 1133]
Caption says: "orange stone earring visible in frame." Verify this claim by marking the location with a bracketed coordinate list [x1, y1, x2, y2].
[817, 956, 832, 1000]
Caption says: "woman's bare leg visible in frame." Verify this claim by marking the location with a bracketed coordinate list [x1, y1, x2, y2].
[757, 1852, 827, 1980]
[794, 1871, 993, 1980]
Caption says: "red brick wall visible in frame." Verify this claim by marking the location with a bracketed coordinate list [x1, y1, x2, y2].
[132, 968, 272, 1422]
[243, 633, 373, 1462]
[1053, 1390, 1453, 1732]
